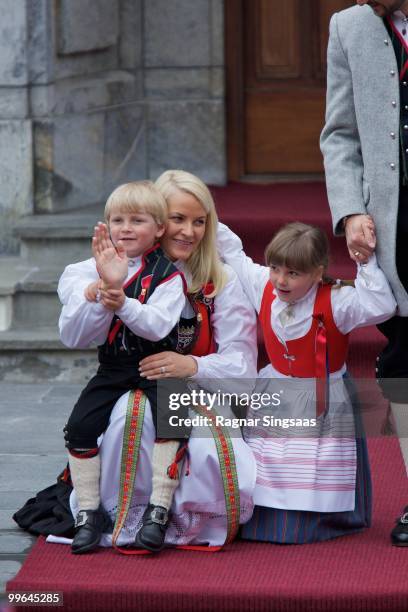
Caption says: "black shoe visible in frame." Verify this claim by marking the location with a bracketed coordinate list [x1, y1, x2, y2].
[391, 506, 408, 547]
[71, 509, 111, 554]
[134, 504, 169, 552]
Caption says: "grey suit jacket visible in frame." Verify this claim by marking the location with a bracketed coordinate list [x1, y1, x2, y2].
[320, 4, 408, 314]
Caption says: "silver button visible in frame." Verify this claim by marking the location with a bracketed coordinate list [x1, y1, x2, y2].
[391, 70, 396, 76]
[404, 125, 408, 130]
[404, 81, 408, 86]
[390, 163, 396, 170]
[384, 39, 389, 45]
[405, 105, 408, 110]
[406, 149, 408, 153]
[391, 132, 396, 138]
[128, 259, 135, 267]
[392, 100, 397, 107]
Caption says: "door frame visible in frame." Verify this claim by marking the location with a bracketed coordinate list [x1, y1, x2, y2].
[224, 0, 329, 182]
[225, 0, 246, 181]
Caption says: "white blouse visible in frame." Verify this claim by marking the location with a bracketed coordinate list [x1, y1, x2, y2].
[58, 255, 258, 381]
[177, 262, 258, 381]
[217, 223, 397, 377]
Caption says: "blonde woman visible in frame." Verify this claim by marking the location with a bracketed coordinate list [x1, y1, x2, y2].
[68, 170, 259, 551]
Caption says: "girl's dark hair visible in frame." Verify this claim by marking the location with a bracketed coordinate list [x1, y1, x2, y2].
[265, 222, 329, 273]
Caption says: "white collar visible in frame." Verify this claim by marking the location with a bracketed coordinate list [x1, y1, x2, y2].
[127, 255, 142, 268]
[173, 259, 192, 286]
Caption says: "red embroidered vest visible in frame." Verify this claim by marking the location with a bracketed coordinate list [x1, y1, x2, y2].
[183, 282, 216, 358]
[259, 281, 349, 378]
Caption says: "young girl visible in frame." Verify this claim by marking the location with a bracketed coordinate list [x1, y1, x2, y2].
[217, 220, 397, 543]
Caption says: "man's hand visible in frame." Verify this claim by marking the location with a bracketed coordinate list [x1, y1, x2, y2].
[344, 214, 376, 263]
[99, 287, 126, 311]
[92, 222, 128, 288]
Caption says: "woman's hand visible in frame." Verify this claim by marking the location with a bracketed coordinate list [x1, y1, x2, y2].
[139, 351, 198, 380]
[84, 279, 102, 302]
[99, 287, 126, 311]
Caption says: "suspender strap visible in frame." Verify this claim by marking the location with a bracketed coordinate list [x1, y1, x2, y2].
[113, 394, 241, 553]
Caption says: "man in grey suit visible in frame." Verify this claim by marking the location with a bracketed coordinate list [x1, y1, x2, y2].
[320, 0, 408, 545]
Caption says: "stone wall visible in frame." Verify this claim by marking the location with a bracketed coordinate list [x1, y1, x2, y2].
[144, 0, 225, 183]
[0, 0, 225, 255]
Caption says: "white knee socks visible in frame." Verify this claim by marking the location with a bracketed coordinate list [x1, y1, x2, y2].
[150, 441, 181, 510]
[68, 454, 101, 511]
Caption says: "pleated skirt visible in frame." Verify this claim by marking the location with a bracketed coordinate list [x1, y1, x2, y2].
[240, 375, 372, 544]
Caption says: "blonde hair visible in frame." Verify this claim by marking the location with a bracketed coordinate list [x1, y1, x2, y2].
[265, 222, 329, 274]
[104, 181, 167, 225]
[155, 170, 227, 296]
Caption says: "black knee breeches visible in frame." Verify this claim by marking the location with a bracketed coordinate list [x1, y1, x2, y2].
[64, 366, 191, 449]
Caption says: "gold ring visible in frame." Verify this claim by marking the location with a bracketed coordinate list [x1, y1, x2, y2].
[354, 251, 360, 257]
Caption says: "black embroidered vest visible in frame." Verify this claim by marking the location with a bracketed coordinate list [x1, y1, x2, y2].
[385, 17, 408, 185]
[98, 245, 183, 366]
[177, 286, 216, 356]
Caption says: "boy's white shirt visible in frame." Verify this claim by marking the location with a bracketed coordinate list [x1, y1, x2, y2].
[58, 255, 258, 381]
[216, 222, 397, 365]
[58, 255, 185, 349]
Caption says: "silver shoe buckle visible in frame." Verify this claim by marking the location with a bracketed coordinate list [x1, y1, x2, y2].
[150, 507, 168, 525]
[401, 512, 408, 524]
[75, 511, 89, 528]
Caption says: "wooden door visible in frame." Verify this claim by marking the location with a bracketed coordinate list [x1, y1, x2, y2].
[226, 0, 354, 179]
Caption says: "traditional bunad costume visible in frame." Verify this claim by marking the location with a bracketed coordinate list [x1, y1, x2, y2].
[65, 262, 259, 550]
[59, 244, 192, 552]
[61, 244, 187, 448]
[14, 262, 258, 549]
[217, 223, 397, 543]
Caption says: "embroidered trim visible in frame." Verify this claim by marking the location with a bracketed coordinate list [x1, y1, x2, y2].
[112, 389, 147, 552]
[190, 404, 240, 546]
[113, 395, 240, 553]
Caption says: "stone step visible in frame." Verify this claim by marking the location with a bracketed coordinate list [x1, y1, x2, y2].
[0, 326, 96, 383]
[0, 258, 38, 331]
[14, 204, 104, 265]
[0, 259, 65, 329]
[12, 267, 64, 328]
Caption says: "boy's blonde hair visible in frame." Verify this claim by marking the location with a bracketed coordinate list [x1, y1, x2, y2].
[265, 222, 329, 273]
[155, 170, 227, 296]
[104, 181, 167, 225]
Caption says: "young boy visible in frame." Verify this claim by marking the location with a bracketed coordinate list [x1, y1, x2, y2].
[59, 181, 187, 554]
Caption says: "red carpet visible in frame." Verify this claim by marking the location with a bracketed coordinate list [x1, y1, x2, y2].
[212, 181, 353, 276]
[7, 183, 408, 611]
[7, 439, 408, 611]
[213, 181, 385, 377]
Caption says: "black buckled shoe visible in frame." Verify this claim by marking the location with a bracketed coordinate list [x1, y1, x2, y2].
[134, 504, 169, 552]
[391, 506, 408, 547]
[72, 509, 111, 554]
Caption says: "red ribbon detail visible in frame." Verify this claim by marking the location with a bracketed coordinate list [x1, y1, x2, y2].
[138, 274, 153, 304]
[167, 442, 189, 480]
[313, 313, 328, 418]
[108, 319, 123, 345]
